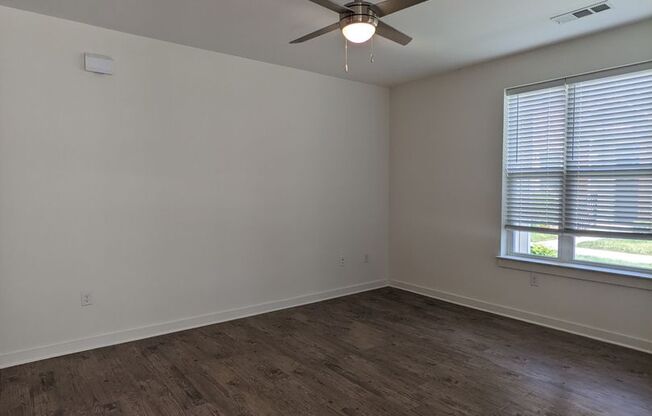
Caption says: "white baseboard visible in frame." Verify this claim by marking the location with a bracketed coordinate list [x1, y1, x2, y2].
[4, 278, 648, 369]
[390, 280, 652, 355]
[0, 279, 388, 369]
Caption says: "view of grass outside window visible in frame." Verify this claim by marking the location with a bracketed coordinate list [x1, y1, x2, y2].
[575, 238, 652, 270]
[512, 231, 652, 271]
[512, 231, 558, 258]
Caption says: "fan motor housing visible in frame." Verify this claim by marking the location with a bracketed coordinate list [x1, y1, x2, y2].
[339, 2, 379, 30]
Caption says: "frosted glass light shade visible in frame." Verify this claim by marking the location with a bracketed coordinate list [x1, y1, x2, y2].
[342, 22, 376, 43]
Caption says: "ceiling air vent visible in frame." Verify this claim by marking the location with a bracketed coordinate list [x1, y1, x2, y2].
[551, 2, 612, 24]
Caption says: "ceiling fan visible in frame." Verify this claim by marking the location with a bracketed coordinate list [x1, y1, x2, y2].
[290, 0, 430, 46]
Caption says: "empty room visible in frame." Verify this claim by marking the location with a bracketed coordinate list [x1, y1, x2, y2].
[0, 1, 651, 415]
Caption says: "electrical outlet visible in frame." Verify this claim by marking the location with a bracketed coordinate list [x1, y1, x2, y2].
[364, 254, 370, 264]
[339, 256, 345, 267]
[529, 273, 539, 287]
[80, 291, 93, 307]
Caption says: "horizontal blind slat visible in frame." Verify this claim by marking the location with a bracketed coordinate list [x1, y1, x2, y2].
[565, 69, 652, 235]
[504, 83, 565, 230]
[505, 67, 652, 236]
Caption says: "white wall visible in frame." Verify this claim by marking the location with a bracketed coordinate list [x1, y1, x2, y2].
[0, 6, 389, 367]
[390, 19, 652, 352]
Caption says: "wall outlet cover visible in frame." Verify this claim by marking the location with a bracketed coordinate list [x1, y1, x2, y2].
[80, 291, 93, 307]
[529, 273, 539, 287]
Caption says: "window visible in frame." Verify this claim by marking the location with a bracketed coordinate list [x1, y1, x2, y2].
[502, 62, 652, 273]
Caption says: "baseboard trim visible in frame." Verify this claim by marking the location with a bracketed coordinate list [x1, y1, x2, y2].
[5, 278, 648, 369]
[390, 280, 652, 355]
[0, 279, 388, 369]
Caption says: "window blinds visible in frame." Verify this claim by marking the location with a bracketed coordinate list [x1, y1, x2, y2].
[504, 63, 652, 239]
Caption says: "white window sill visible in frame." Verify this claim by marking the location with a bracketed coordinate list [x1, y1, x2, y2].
[496, 255, 652, 291]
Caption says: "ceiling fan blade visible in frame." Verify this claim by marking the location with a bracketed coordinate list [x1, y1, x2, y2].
[307, 0, 354, 14]
[290, 22, 341, 44]
[376, 21, 412, 45]
[371, 0, 430, 17]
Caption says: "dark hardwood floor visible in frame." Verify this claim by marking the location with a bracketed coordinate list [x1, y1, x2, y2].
[1, 287, 651, 415]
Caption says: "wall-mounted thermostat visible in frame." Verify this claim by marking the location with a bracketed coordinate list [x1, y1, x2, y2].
[84, 53, 114, 75]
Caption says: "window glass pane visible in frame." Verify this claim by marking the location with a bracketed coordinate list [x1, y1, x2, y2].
[513, 231, 558, 258]
[574, 237, 652, 270]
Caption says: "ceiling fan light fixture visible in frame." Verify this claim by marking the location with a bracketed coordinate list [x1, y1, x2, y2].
[342, 22, 376, 43]
[290, 0, 421, 47]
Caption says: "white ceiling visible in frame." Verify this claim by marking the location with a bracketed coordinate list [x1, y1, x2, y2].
[1, 0, 651, 86]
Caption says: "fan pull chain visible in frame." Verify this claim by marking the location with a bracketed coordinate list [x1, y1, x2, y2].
[344, 38, 349, 72]
[370, 36, 375, 63]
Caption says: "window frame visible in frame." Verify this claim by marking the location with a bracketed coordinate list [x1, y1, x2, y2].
[503, 230, 652, 275]
[500, 61, 652, 277]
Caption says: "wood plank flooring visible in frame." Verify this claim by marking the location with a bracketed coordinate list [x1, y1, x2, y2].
[1, 287, 651, 415]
